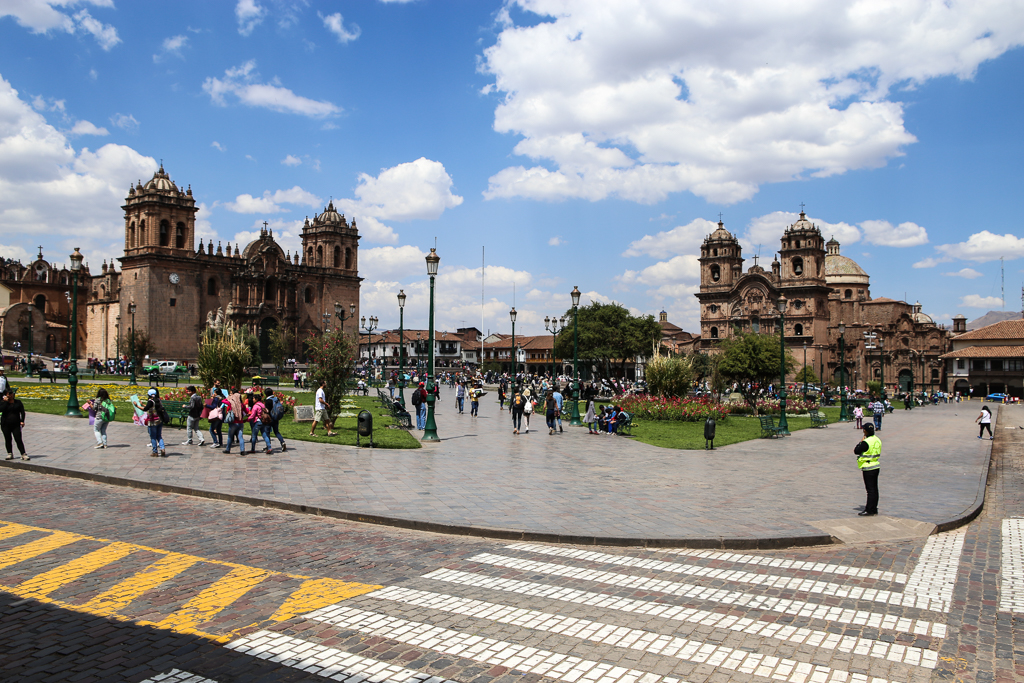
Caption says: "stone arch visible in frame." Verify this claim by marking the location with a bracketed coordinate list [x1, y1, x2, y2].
[345, 247, 352, 270]
[33, 294, 46, 313]
[333, 245, 341, 268]
[207, 277, 217, 296]
[316, 245, 323, 265]
[304, 286, 313, 304]
[159, 219, 170, 247]
[792, 256, 804, 276]
[259, 317, 279, 364]
[175, 222, 186, 249]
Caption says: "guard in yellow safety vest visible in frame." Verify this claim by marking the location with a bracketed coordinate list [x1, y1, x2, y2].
[854, 423, 881, 516]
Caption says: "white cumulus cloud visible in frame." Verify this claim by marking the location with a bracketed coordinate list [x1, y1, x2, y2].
[222, 186, 321, 214]
[320, 11, 360, 43]
[943, 268, 983, 279]
[623, 218, 717, 258]
[1, 2, 121, 50]
[203, 60, 342, 118]
[281, 154, 302, 167]
[935, 231, 1024, 263]
[235, 0, 265, 36]
[154, 34, 188, 62]
[109, 113, 138, 132]
[860, 219, 928, 247]
[69, 120, 108, 136]
[912, 256, 951, 269]
[960, 294, 1004, 308]
[481, 1, 1024, 205]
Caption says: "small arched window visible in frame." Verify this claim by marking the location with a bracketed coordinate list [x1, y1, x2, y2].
[207, 277, 217, 296]
[175, 222, 186, 249]
[710, 326, 719, 339]
[265, 278, 276, 301]
[316, 245, 323, 265]
[844, 289, 853, 299]
[794, 323, 804, 336]
[34, 294, 46, 312]
[710, 264, 721, 282]
[333, 246, 341, 268]
[306, 247, 313, 264]
[129, 222, 136, 248]
[345, 247, 352, 270]
[304, 286, 313, 304]
[792, 257, 803, 276]
[159, 220, 170, 247]
[713, 248, 718, 256]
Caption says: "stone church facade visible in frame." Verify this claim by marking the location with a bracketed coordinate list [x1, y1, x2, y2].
[696, 212, 951, 394]
[3, 165, 362, 365]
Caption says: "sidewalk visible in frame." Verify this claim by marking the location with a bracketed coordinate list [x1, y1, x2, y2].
[0, 395, 997, 548]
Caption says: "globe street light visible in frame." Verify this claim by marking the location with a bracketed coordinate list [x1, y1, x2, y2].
[776, 295, 789, 435]
[25, 303, 34, 378]
[128, 300, 137, 385]
[510, 307, 517, 392]
[334, 301, 356, 333]
[65, 247, 84, 417]
[570, 286, 582, 426]
[322, 311, 331, 334]
[397, 289, 407, 408]
[838, 320, 850, 421]
[360, 314, 378, 373]
[423, 248, 440, 441]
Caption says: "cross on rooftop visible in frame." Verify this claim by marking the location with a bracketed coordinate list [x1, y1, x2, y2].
[800, 202, 806, 212]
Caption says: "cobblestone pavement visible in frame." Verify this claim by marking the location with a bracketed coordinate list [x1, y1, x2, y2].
[0, 405, 1020, 683]
[0, 399, 994, 545]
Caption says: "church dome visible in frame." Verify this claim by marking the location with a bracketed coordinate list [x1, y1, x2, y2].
[315, 200, 345, 226]
[786, 210, 818, 234]
[824, 237, 870, 286]
[143, 165, 178, 193]
[706, 220, 735, 242]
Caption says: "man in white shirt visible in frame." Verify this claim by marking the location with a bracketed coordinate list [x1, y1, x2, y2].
[310, 380, 336, 436]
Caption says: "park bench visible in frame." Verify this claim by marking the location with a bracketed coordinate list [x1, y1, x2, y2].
[252, 376, 280, 387]
[758, 414, 786, 438]
[161, 400, 189, 427]
[389, 401, 413, 429]
[809, 409, 829, 428]
[149, 373, 183, 387]
[377, 388, 392, 408]
[614, 412, 634, 436]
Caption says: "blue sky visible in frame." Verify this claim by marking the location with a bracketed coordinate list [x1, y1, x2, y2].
[2, 0, 1024, 337]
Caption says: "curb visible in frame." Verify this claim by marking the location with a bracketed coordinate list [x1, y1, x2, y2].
[0, 459, 835, 550]
[931, 404, 999, 534]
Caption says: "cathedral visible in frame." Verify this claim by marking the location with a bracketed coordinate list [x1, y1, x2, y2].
[695, 212, 951, 394]
[1, 165, 362, 364]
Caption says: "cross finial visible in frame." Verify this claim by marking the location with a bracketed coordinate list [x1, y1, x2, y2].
[37, 245, 43, 259]
[718, 212, 723, 222]
[800, 202, 806, 213]
[263, 220, 269, 230]
[753, 254, 759, 266]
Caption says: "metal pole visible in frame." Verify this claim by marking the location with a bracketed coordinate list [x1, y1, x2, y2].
[423, 271, 439, 441]
[570, 301, 581, 425]
[129, 306, 136, 385]
[839, 327, 850, 421]
[26, 306, 34, 378]
[398, 304, 406, 408]
[65, 266, 82, 417]
[802, 342, 807, 401]
[777, 301, 789, 434]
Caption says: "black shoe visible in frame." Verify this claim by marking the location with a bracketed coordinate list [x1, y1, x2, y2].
[858, 511, 877, 516]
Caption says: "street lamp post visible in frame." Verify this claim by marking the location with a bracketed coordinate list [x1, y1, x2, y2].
[510, 307, 517, 392]
[360, 314, 378, 370]
[802, 342, 808, 401]
[570, 286, 582, 426]
[115, 314, 121, 371]
[423, 248, 440, 441]
[544, 315, 565, 382]
[65, 247, 84, 417]
[322, 311, 331, 334]
[838, 321, 850, 421]
[398, 290, 407, 408]
[777, 296, 789, 435]
[26, 304, 34, 378]
[129, 301, 137, 385]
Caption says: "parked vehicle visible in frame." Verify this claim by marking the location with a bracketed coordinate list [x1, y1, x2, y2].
[985, 392, 1008, 403]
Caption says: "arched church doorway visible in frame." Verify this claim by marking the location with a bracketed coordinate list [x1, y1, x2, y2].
[259, 317, 279, 365]
[832, 366, 849, 387]
[898, 369, 913, 393]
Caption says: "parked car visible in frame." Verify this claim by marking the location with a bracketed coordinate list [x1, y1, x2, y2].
[144, 360, 187, 374]
[985, 392, 1008, 403]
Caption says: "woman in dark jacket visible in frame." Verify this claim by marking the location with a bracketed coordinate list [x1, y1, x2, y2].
[1, 389, 28, 461]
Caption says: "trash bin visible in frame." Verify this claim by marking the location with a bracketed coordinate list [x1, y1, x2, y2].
[357, 410, 374, 448]
[704, 417, 716, 450]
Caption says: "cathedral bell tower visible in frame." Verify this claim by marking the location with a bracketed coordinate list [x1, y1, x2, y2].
[698, 220, 743, 292]
[778, 210, 825, 285]
[123, 165, 198, 256]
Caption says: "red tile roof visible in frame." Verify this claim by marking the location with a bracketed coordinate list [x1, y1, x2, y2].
[939, 345, 1024, 359]
[953, 318, 1024, 341]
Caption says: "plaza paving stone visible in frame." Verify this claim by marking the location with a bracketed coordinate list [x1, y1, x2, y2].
[0, 396, 998, 547]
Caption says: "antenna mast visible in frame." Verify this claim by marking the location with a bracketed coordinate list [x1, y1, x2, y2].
[1002, 257, 1005, 310]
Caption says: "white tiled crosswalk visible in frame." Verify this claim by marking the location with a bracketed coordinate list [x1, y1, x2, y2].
[219, 533, 967, 683]
[999, 518, 1024, 612]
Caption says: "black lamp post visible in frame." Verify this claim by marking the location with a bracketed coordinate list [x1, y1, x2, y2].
[129, 300, 137, 385]
[838, 320, 850, 421]
[26, 303, 34, 378]
[115, 314, 121, 371]
[510, 307, 517, 389]
[398, 289, 407, 408]
[544, 315, 566, 382]
[570, 286, 582, 426]
[65, 247, 83, 417]
[334, 301, 355, 333]
[360, 314, 378, 369]
[802, 341, 808, 401]
[423, 248, 440, 441]
[777, 295, 789, 435]
[322, 311, 331, 334]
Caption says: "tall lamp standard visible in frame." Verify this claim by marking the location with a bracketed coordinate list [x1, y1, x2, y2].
[335, 302, 356, 333]
[509, 307, 517, 391]
[360, 314, 378, 370]
[802, 342, 808, 401]
[838, 320, 850, 421]
[544, 315, 566, 382]
[776, 295, 790, 435]
[65, 247, 84, 417]
[397, 290, 407, 407]
[570, 286, 582, 426]
[128, 300, 137, 385]
[423, 248, 440, 441]
[322, 311, 332, 334]
[115, 314, 121, 372]
[26, 304, 34, 378]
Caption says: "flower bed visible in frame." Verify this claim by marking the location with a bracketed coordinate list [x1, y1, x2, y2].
[619, 395, 731, 422]
[10, 383, 296, 410]
[728, 397, 819, 415]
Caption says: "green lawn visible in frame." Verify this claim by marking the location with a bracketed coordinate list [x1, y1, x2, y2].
[18, 395, 421, 449]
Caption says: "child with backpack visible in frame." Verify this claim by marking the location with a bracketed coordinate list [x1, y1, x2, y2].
[142, 388, 169, 457]
[263, 388, 287, 452]
[84, 388, 116, 449]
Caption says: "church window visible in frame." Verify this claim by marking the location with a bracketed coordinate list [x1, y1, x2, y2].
[21, 327, 29, 341]
[159, 220, 170, 247]
[792, 257, 803, 276]
[793, 299, 803, 309]
[175, 222, 186, 249]
[709, 304, 718, 313]
[307, 246, 313, 264]
[304, 286, 313, 304]
[710, 326, 718, 339]
[333, 246, 341, 268]
[207, 277, 217, 296]
[34, 294, 46, 312]
[713, 248, 718, 256]
[169, 298, 176, 307]
[751, 316, 760, 333]
[345, 247, 352, 270]
[794, 323, 803, 336]
[931, 368, 940, 379]
[710, 264, 721, 282]
[265, 278, 276, 301]
[316, 245, 323, 265]
[129, 222, 136, 247]
[844, 289, 852, 299]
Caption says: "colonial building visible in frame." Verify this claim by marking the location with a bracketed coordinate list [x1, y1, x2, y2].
[940, 317, 1024, 398]
[696, 211, 951, 393]
[3, 165, 363, 365]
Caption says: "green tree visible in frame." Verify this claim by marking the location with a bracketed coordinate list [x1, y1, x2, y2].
[718, 331, 796, 413]
[794, 365, 818, 384]
[645, 355, 694, 397]
[867, 380, 882, 398]
[118, 329, 155, 367]
[267, 326, 294, 375]
[304, 329, 356, 424]
[196, 324, 256, 391]
[688, 351, 712, 386]
[554, 302, 662, 378]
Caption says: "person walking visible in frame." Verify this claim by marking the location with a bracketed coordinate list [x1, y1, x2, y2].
[222, 388, 246, 455]
[870, 397, 883, 431]
[183, 385, 206, 446]
[585, 397, 597, 434]
[522, 391, 533, 433]
[511, 390, 524, 434]
[207, 388, 224, 448]
[264, 388, 287, 452]
[976, 405, 994, 440]
[545, 391, 557, 435]
[456, 382, 466, 414]
[553, 386, 564, 433]
[1, 389, 28, 461]
[247, 391, 273, 453]
[853, 423, 881, 516]
[498, 383, 506, 412]
[310, 380, 336, 437]
[142, 388, 167, 457]
[411, 382, 427, 429]
[85, 388, 115, 449]
[470, 386, 481, 417]
[853, 405, 863, 429]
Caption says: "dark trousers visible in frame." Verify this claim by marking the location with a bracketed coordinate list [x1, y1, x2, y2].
[2, 424, 25, 455]
[511, 411, 522, 430]
[873, 413, 882, 430]
[862, 468, 879, 514]
[979, 423, 992, 438]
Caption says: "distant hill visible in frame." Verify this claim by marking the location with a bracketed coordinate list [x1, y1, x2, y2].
[968, 310, 1023, 330]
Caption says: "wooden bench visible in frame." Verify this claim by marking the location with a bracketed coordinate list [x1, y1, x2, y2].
[758, 415, 786, 438]
[161, 400, 188, 427]
[252, 376, 280, 387]
[809, 409, 829, 428]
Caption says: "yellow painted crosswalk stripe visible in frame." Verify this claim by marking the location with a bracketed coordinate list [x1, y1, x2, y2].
[80, 553, 201, 617]
[15, 541, 137, 599]
[0, 518, 381, 642]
